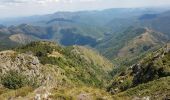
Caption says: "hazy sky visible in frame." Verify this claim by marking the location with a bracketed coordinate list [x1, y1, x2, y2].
[0, 0, 170, 18]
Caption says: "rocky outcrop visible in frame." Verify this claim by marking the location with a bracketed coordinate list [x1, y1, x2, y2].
[0, 50, 65, 88]
[0, 50, 45, 84]
[132, 43, 170, 85]
[107, 43, 170, 96]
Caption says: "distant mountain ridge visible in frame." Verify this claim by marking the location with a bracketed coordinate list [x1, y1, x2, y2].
[0, 8, 170, 65]
[0, 24, 98, 48]
[96, 27, 169, 65]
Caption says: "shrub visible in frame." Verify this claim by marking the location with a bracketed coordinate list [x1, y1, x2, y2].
[120, 78, 133, 91]
[1, 70, 29, 89]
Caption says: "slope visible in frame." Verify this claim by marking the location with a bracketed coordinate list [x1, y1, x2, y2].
[107, 43, 170, 99]
[0, 41, 114, 99]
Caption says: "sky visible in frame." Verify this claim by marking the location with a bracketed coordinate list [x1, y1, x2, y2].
[0, 0, 170, 19]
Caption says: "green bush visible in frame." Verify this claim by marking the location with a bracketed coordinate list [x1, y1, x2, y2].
[120, 79, 132, 91]
[1, 70, 30, 89]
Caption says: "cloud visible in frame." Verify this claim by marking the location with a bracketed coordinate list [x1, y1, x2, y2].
[0, 0, 170, 19]
[0, 0, 60, 4]
[0, 0, 98, 4]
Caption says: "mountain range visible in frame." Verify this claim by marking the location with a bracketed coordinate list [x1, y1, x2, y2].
[0, 7, 170, 100]
[1, 8, 170, 66]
